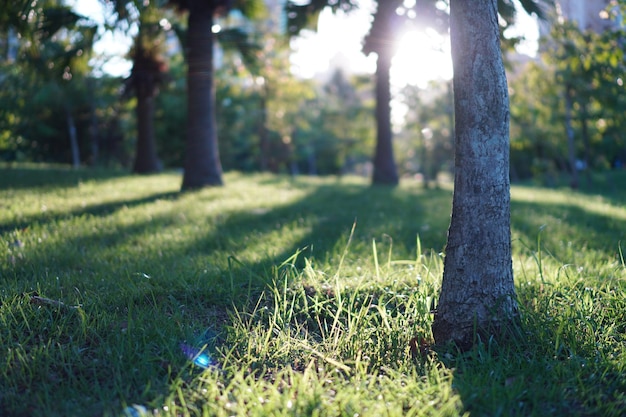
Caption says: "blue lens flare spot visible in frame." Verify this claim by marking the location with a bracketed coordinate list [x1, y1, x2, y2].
[193, 353, 212, 368]
[180, 343, 216, 369]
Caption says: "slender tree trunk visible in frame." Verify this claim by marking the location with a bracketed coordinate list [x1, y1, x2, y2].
[564, 84, 578, 189]
[580, 102, 592, 186]
[258, 90, 269, 171]
[181, 0, 223, 189]
[306, 145, 317, 175]
[420, 140, 430, 189]
[88, 79, 99, 166]
[432, 0, 517, 349]
[371, 46, 399, 186]
[133, 90, 161, 173]
[7, 26, 18, 62]
[66, 107, 80, 169]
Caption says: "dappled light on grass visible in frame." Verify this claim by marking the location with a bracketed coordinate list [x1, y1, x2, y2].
[227, 249, 441, 375]
[1, 166, 626, 415]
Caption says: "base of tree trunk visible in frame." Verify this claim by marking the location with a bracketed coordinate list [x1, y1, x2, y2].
[133, 160, 162, 174]
[371, 169, 399, 186]
[432, 312, 521, 352]
[181, 175, 223, 191]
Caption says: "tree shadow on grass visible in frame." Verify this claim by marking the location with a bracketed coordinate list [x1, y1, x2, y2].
[0, 190, 180, 234]
[511, 198, 626, 261]
[186, 182, 452, 270]
[1, 175, 453, 416]
[441, 301, 626, 417]
[0, 164, 127, 191]
[5, 171, 626, 416]
[439, 186, 626, 417]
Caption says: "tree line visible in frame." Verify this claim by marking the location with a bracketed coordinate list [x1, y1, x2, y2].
[4, 1, 624, 190]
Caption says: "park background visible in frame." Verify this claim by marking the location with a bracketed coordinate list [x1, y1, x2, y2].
[2, 0, 624, 188]
[1, 1, 626, 416]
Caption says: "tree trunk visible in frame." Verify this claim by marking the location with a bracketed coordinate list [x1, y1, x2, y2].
[579, 102, 592, 187]
[133, 90, 161, 173]
[181, 0, 223, 189]
[88, 79, 99, 166]
[432, 0, 517, 350]
[66, 107, 80, 169]
[564, 84, 578, 189]
[371, 45, 398, 186]
[258, 90, 269, 171]
[7, 26, 18, 62]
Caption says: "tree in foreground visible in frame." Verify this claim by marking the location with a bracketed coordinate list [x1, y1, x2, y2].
[431, 0, 518, 349]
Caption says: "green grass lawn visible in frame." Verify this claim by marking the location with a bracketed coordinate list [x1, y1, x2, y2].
[1, 164, 625, 417]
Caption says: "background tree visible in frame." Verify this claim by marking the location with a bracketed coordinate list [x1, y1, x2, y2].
[548, 21, 626, 188]
[125, 4, 170, 174]
[509, 60, 565, 184]
[287, 0, 446, 186]
[432, 0, 517, 348]
[154, 51, 188, 168]
[312, 70, 375, 175]
[106, 0, 264, 185]
[240, 26, 312, 175]
[362, 0, 447, 185]
[174, 0, 264, 189]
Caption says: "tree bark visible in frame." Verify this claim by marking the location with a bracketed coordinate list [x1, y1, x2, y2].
[181, 0, 223, 189]
[432, 0, 518, 349]
[371, 45, 399, 186]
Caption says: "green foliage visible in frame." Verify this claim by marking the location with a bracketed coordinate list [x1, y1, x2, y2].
[1, 165, 626, 416]
[509, 20, 626, 182]
[211, 45, 375, 175]
[285, 0, 359, 36]
[0, 0, 123, 166]
[153, 53, 187, 168]
[509, 61, 565, 182]
[0, 61, 130, 165]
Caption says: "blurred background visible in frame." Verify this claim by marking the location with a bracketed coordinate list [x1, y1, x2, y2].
[0, 0, 624, 188]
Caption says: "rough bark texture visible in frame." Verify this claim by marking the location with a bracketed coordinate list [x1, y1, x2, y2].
[182, 0, 223, 189]
[431, 0, 518, 349]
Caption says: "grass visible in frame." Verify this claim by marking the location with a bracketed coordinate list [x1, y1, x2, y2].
[1, 163, 625, 416]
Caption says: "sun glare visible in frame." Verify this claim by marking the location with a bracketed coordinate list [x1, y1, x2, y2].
[392, 28, 452, 88]
[290, 5, 452, 90]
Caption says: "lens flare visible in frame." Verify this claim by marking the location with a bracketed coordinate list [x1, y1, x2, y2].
[179, 343, 217, 369]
